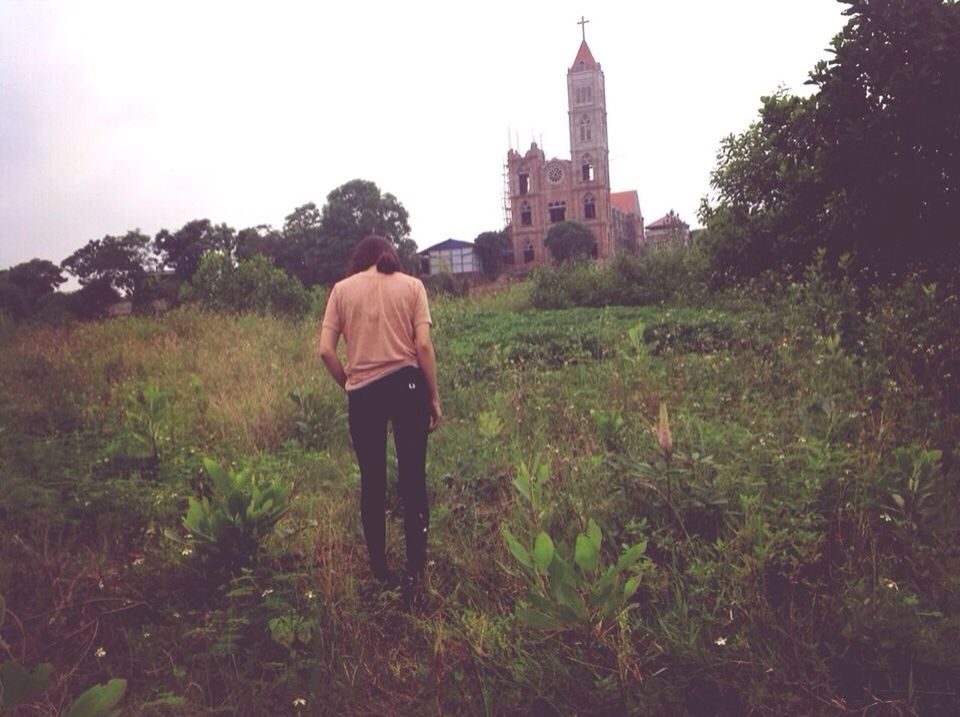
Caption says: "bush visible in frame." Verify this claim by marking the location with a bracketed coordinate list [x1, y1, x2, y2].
[172, 458, 291, 580]
[422, 271, 469, 297]
[529, 246, 707, 309]
[189, 252, 310, 317]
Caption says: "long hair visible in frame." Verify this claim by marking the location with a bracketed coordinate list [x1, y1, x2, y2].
[346, 235, 402, 276]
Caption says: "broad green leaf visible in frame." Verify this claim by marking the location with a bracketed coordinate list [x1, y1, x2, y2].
[203, 458, 233, 495]
[623, 576, 641, 602]
[512, 468, 530, 502]
[517, 609, 563, 631]
[616, 541, 647, 570]
[587, 518, 602, 551]
[502, 527, 532, 568]
[548, 554, 577, 592]
[574, 534, 599, 574]
[533, 532, 555, 573]
[554, 581, 588, 620]
[65, 678, 127, 717]
[525, 590, 554, 615]
[0, 660, 53, 708]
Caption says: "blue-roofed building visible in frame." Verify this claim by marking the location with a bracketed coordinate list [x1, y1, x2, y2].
[418, 239, 479, 276]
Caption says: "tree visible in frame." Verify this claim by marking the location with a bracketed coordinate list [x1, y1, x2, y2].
[316, 179, 412, 284]
[2, 259, 66, 304]
[545, 221, 595, 263]
[154, 219, 236, 280]
[474, 229, 511, 278]
[701, 0, 960, 280]
[61, 230, 152, 295]
[280, 203, 324, 286]
[188, 252, 310, 317]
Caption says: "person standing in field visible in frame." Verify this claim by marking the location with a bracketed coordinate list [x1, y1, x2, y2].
[318, 235, 441, 605]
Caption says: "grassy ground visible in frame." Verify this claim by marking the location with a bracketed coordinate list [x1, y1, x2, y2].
[1, 279, 958, 715]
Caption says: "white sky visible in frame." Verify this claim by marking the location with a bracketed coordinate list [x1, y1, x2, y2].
[0, 0, 849, 271]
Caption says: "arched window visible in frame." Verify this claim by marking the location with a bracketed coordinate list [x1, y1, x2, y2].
[548, 200, 566, 223]
[520, 201, 532, 226]
[581, 154, 594, 182]
[523, 241, 535, 264]
[583, 194, 596, 220]
[578, 116, 591, 142]
[518, 171, 529, 195]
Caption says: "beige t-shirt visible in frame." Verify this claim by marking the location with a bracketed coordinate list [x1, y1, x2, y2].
[321, 269, 432, 391]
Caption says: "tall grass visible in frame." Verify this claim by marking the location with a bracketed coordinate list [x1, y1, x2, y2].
[1, 273, 958, 714]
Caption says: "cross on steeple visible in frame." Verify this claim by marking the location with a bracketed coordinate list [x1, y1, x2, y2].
[578, 15, 590, 42]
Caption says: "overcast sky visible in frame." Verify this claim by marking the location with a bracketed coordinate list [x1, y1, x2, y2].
[0, 0, 850, 272]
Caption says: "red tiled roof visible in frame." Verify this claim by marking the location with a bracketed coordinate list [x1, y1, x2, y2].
[570, 41, 597, 71]
[610, 190, 640, 214]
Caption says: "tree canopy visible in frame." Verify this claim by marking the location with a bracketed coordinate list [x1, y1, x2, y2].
[61, 230, 153, 295]
[545, 221, 596, 263]
[701, 0, 960, 280]
[154, 220, 237, 280]
[316, 179, 413, 284]
[474, 228, 511, 278]
[2, 259, 66, 304]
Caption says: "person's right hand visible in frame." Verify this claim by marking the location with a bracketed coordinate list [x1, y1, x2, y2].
[428, 398, 442, 432]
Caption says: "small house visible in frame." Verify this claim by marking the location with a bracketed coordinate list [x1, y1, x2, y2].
[418, 239, 478, 276]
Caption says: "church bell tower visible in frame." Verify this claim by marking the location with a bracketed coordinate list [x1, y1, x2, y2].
[566, 17, 612, 255]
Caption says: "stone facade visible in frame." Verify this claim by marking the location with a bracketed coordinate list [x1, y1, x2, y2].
[506, 37, 643, 266]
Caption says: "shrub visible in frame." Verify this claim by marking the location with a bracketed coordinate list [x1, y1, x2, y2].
[172, 458, 291, 579]
[422, 271, 469, 297]
[529, 246, 707, 309]
[189, 252, 310, 317]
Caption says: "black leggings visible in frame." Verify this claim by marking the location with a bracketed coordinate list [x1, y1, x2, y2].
[347, 365, 430, 577]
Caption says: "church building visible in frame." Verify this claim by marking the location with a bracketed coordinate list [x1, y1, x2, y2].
[506, 23, 644, 266]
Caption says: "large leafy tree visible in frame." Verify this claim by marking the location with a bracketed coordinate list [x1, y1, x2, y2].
[280, 203, 325, 285]
[702, 0, 960, 280]
[545, 221, 596, 263]
[2, 259, 66, 304]
[154, 219, 236, 280]
[474, 228, 511, 278]
[61, 230, 153, 295]
[317, 179, 412, 283]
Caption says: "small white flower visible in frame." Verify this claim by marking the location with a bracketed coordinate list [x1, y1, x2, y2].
[292, 697, 307, 707]
[95, 647, 106, 658]
[305, 591, 316, 600]
[142, 632, 151, 638]
[883, 578, 899, 591]
[880, 513, 893, 523]
[181, 547, 193, 557]
[261, 588, 274, 598]
[714, 637, 727, 646]
[98, 579, 105, 590]
[132, 557, 144, 566]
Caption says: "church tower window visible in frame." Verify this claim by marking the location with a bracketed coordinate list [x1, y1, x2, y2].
[520, 201, 532, 226]
[523, 241, 535, 264]
[578, 116, 591, 142]
[583, 194, 596, 220]
[581, 154, 594, 182]
[519, 172, 529, 195]
[548, 200, 566, 223]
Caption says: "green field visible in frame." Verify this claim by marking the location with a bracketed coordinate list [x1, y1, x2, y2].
[1, 277, 958, 716]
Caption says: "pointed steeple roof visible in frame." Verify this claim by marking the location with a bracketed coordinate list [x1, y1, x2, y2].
[569, 40, 597, 72]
